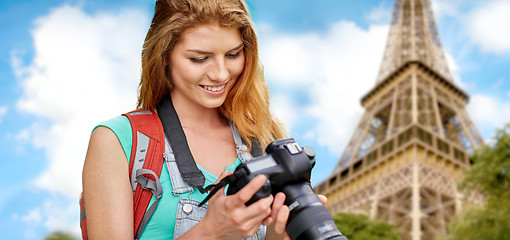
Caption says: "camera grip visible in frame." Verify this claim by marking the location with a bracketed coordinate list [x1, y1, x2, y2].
[227, 174, 272, 206]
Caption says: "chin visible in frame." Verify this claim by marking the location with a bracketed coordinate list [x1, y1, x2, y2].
[201, 99, 227, 109]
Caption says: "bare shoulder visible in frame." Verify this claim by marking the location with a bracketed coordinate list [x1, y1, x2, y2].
[84, 126, 127, 168]
[83, 126, 130, 190]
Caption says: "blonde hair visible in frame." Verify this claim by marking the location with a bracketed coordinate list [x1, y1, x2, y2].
[137, 0, 285, 149]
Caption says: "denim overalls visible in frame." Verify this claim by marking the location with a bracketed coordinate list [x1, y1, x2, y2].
[164, 121, 266, 239]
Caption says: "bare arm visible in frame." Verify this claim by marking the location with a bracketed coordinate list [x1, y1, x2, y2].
[82, 126, 134, 239]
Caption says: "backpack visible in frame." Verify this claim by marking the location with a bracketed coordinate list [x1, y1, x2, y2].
[80, 109, 165, 240]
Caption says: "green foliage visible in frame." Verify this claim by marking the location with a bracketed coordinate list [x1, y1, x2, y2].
[442, 203, 510, 240]
[461, 124, 510, 200]
[43, 231, 77, 240]
[439, 124, 510, 240]
[333, 212, 400, 240]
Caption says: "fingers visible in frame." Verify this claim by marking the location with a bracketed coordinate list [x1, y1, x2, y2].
[262, 192, 285, 226]
[318, 194, 327, 205]
[229, 190, 273, 236]
[203, 173, 274, 239]
[274, 204, 289, 234]
[232, 175, 273, 227]
[271, 192, 285, 219]
[247, 193, 273, 222]
[230, 174, 267, 206]
[262, 216, 273, 226]
[272, 192, 289, 235]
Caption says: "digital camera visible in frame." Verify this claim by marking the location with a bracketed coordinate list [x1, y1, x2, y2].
[226, 138, 348, 240]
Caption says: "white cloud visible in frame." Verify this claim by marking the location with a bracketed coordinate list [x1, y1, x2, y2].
[14, 128, 30, 142]
[16, 198, 80, 239]
[258, 27, 320, 86]
[12, 128, 31, 154]
[41, 198, 81, 234]
[12, 4, 149, 235]
[270, 93, 299, 130]
[20, 207, 43, 239]
[466, 0, 510, 54]
[0, 106, 7, 124]
[443, 51, 467, 89]
[467, 94, 510, 138]
[431, 0, 465, 20]
[22, 208, 43, 226]
[259, 21, 389, 155]
[364, 4, 391, 24]
[15, 4, 148, 196]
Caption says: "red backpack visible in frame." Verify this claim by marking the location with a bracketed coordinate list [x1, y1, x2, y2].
[80, 109, 165, 240]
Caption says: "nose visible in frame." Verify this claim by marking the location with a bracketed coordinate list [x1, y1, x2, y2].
[208, 58, 229, 83]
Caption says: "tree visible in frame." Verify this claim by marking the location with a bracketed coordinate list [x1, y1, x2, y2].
[333, 212, 400, 240]
[43, 231, 77, 240]
[438, 124, 510, 240]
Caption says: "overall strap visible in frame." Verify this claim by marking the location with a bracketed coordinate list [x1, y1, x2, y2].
[229, 120, 255, 162]
[229, 119, 264, 159]
[164, 136, 195, 194]
[122, 110, 165, 240]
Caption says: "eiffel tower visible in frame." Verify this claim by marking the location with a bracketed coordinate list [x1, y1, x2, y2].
[314, 0, 484, 239]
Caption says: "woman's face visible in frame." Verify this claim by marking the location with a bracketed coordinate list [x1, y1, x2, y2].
[169, 22, 245, 110]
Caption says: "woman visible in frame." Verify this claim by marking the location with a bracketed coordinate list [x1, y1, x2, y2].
[83, 0, 315, 239]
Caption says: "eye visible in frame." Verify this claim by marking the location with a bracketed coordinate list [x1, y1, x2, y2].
[227, 50, 242, 59]
[189, 57, 208, 63]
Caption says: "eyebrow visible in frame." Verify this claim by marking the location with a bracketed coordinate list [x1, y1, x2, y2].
[187, 43, 244, 54]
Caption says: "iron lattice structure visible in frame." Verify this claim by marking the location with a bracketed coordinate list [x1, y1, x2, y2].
[377, 0, 452, 83]
[314, 0, 483, 239]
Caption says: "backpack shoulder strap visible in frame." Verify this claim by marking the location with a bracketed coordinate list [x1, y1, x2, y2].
[79, 193, 88, 240]
[122, 109, 165, 240]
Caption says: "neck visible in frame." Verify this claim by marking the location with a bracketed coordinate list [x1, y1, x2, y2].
[170, 94, 227, 129]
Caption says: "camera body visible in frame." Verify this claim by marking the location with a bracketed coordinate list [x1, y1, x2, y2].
[226, 138, 347, 240]
[227, 138, 315, 204]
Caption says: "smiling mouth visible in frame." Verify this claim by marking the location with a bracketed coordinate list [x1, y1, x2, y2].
[201, 83, 226, 92]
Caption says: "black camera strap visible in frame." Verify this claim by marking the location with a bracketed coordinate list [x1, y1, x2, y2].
[157, 95, 209, 193]
[157, 94, 263, 195]
[250, 137, 263, 157]
[198, 169, 247, 206]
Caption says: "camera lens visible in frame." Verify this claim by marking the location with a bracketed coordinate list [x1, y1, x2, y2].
[282, 183, 347, 240]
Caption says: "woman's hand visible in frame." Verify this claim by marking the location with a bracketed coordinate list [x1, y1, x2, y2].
[265, 194, 328, 240]
[179, 172, 273, 240]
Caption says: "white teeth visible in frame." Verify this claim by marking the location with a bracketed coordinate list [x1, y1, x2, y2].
[203, 84, 225, 92]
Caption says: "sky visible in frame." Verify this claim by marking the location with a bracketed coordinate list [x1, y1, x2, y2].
[1, 0, 509, 238]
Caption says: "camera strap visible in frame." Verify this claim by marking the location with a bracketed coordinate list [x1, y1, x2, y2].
[157, 94, 263, 195]
[198, 168, 248, 206]
[157, 95, 209, 193]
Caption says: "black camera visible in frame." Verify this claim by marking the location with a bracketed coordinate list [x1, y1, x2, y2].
[226, 138, 348, 240]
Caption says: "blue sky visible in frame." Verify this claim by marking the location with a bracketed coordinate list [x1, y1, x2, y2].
[1, 0, 509, 238]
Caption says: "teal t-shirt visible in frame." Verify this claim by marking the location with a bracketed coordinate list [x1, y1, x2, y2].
[98, 115, 242, 239]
